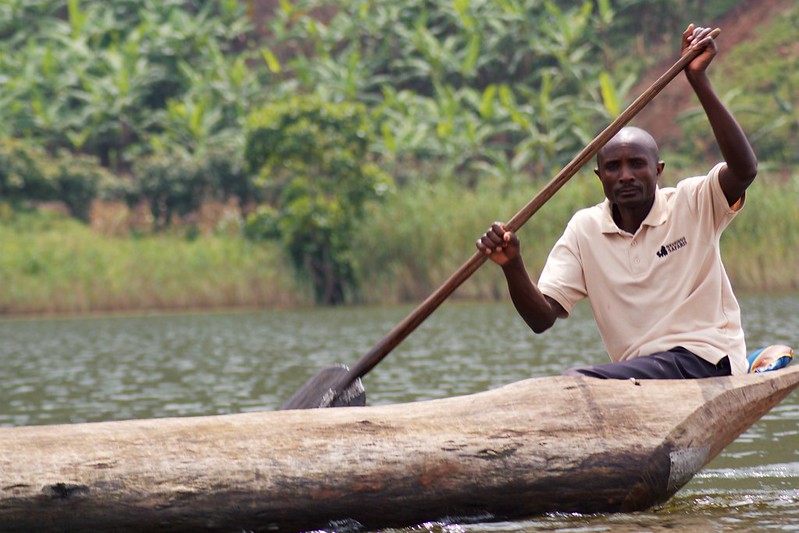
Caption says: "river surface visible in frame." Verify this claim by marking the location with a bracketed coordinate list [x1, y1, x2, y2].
[2, 294, 798, 531]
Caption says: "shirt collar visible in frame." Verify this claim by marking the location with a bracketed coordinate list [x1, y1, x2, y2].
[599, 185, 667, 235]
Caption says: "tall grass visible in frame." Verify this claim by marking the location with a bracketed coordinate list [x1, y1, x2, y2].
[353, 170, 607, 304]
[0, 210, 302, 316]
[354, 168, 799, 304]
[2, 169, 796, 316]
[723, 174, 799, 292]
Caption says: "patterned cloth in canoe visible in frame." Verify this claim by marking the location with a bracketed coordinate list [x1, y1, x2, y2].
[747, 344, 794, 373]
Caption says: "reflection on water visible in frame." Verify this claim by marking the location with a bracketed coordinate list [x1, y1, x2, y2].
[1, 293, 798, 530]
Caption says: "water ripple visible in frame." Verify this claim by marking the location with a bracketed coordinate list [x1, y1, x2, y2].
[2, 297, 799, 531]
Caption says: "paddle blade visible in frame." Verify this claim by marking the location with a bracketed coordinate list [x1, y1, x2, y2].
[279, 365, 365, 410]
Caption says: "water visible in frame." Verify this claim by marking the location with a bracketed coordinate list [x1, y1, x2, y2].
[1, 294, 798, 531]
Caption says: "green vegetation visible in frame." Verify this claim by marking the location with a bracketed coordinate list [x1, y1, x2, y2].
[4, 169, 798, 315]
[0, 0, 797, 315]
[245, 96, 391, 303]
[0, 208, 300, 315]
[722, 175, 799, 292]
[0, 138, 118, 221]
[266, 0, 630, 181]
[353, 170, 799, 303]
[712, 3, 799, 164]
[0, 0, 254, 167]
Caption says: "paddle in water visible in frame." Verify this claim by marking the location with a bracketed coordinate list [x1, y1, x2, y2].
[281, 365, 365, 409]
[280, 28, 722, 410]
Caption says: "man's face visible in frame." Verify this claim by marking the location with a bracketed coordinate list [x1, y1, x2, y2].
[595, 134, 664, 210]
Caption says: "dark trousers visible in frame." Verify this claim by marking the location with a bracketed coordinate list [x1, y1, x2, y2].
[563, 347, 732, 379]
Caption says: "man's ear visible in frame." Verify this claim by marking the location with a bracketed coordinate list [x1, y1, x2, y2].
[594, 167, 600, 178]
[656, 161, 665, 178]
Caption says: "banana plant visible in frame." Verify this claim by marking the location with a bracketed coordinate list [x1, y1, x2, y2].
[266, 0, 623, 187]
[73, 38, 167, 168]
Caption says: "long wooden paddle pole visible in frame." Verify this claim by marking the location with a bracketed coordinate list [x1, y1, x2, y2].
[281, 29, 721, 410]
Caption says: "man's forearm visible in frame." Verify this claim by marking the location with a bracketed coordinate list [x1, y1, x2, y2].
[688, 71, 757, 181]
[501, 257, 559, 334]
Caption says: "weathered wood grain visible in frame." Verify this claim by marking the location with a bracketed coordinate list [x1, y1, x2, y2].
[2, 367, 798, 532]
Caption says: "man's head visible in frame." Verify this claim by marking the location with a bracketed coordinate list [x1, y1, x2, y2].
[595, 127, 664, 211]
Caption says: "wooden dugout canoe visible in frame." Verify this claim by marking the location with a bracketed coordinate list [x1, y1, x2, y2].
[1, 367, 799, 532]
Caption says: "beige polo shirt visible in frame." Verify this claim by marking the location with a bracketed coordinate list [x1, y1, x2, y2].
[538, 163, 747, 375]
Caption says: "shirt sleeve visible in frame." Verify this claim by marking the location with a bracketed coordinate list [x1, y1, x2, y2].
[537, 216, 588, 316]
[682, 162, 744, 235]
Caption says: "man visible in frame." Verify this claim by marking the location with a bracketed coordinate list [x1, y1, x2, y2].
[476, 24, 758, 379]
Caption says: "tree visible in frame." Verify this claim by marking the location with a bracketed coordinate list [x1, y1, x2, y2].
[245, 96, 391, 304]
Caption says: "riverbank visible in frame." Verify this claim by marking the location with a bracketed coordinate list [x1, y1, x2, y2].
[3, 169, 798, 317]
[0, 209, 303, 316]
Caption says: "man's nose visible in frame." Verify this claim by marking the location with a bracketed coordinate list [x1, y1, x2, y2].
[618, 163, 635, 181]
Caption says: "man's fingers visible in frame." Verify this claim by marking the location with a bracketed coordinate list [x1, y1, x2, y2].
[478, 225, 503, 254]
[490, 221, 506, 234]
[688, 26, 714, 49]
[477, 222, 517, 258]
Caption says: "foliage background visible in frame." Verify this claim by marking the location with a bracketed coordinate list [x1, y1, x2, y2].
[0, 0, 797, 314]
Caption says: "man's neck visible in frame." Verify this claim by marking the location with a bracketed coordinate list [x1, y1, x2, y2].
[611, 199, 654, 234]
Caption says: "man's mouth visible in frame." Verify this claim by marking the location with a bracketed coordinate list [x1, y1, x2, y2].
[616, 186, 640, 197]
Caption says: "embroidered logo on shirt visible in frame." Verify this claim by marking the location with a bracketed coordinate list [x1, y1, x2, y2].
[656, 236, 687, 258]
